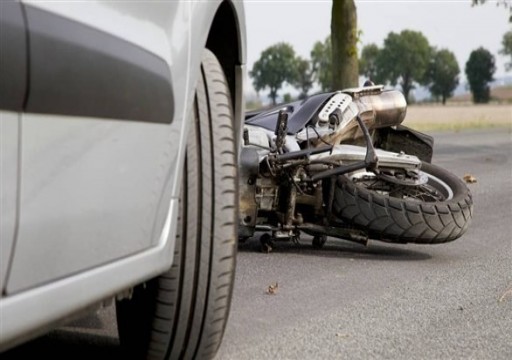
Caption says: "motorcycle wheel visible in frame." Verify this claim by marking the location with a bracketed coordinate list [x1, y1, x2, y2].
[333, 162, 473, 244]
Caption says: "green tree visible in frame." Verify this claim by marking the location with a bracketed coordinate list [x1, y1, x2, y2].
[426, 49, 460, 105]
[311, 37, 332, 92]
[472, 0, 511, 6]
[465, 47, 496, 103]
[500, 30, 512, 70]
[283, 93, 293, 103]
[294, 57, 314, 99]
[331, 0, 359, 89]
[472, 0, 512, 21]
[359, 44, 380, 83]
[376, 30, 432, 102]
[250, 43, 298, 105]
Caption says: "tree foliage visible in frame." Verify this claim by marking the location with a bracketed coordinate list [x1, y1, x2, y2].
[472, 0, 512, 21]
[359, 44, 381, 83]
[500, 30, 512, 70]
[465, 47, 496, 103]
[249, 43, 298, 105]
[426, 49, 460, 105]
[331, 0, 359, 89]
[472, 0, 512, 6]
[376, 30, 432, 102]
[294, 57, 314, 99]
[311, 37, 333, 92]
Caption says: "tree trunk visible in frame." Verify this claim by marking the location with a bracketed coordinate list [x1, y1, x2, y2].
[270, 88, 277, 105]
[331, 0, 359, 90]
[401, 74, 412, 103]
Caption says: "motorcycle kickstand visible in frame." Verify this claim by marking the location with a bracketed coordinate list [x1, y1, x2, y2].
[291, 232, 301, 245]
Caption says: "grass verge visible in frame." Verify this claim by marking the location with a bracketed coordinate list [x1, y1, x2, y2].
[402, 104, 512, 132]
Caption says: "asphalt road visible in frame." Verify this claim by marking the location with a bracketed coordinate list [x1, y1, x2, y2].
[4, 128, 512, 359]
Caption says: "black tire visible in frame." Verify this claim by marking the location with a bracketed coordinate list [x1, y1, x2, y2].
[116, 49, 237, 360]
[333, 162, 473, 244]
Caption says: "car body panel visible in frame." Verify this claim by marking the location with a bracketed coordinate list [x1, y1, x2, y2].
[4, 0, 190, 293]
[6, 113, 182, 293]
[0, 1, 27, 112]
[0, 112, 20, 293]
[23, 5, 175, 123]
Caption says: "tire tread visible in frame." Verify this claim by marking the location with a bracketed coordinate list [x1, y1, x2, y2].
[333, 162, 473, 243]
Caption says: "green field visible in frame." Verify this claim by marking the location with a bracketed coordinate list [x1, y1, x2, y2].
[402, 104, 512, 131]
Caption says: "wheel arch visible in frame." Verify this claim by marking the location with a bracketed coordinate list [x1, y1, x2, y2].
[205, 0, 246, 150]
[206, 1, 243, 105]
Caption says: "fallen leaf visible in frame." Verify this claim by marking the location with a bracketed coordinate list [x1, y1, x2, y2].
[463, 174, 477, 184]
[266, 282, 278, 295]
[499, 286, 512, 303]
[336, 333, 350, 338]
[261, 243, 273, 253]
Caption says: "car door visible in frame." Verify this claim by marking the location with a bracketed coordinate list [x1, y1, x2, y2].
[0, 0, 28, 295]
[3, 0, 192, 294]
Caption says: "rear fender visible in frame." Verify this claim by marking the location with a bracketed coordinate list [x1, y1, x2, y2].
[375, 125, 434, 163]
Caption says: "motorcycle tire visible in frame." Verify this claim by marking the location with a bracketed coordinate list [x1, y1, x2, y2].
[333, 162, 473, 244]
[116, 49, 237, 360]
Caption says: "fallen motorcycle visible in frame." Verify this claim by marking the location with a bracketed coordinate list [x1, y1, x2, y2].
[239, 85, 473, 250]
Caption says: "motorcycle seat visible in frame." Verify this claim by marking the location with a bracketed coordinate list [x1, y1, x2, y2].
[244, 92, 336, 135]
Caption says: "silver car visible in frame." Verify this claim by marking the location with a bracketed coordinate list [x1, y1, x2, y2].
[0, 0, 246, 358]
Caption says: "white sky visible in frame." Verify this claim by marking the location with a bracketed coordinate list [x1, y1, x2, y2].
[244, 0, 511, 95]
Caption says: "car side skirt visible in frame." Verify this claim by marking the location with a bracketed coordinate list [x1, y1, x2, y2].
[0, 197, 178, 352]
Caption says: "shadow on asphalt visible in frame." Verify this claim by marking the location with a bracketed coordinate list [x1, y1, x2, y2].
[2, 330, 122, 359]
[238, 234, 432, 262]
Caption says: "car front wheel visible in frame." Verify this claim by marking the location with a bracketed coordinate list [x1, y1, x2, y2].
[116, 49, 238, 360]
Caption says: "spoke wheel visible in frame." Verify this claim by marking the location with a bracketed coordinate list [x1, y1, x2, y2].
[333, 162, 473, 244]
